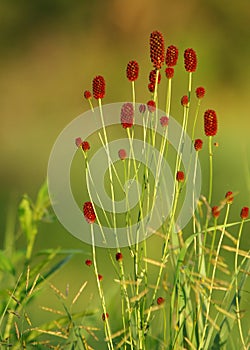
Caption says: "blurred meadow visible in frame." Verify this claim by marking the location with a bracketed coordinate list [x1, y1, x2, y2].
[1, 0, 250, 347]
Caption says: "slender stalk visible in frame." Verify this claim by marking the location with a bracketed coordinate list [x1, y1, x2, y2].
[199, 203, 230, 349]
[235, 220, 247, 350]
[90, 225, 114, 350]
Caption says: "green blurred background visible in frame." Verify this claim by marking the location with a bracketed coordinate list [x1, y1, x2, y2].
[0, 0, 250, 344]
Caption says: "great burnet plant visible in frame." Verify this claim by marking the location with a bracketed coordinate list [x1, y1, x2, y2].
[77, 30, 250, 349]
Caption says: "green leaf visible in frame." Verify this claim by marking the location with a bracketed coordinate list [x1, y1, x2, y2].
[0, 250, 15, 275]
[18, 195, 37, 242]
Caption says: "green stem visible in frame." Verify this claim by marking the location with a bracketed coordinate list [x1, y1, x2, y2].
[235, 220, 247, 349]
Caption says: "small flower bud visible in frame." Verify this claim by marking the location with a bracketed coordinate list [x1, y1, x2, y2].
[84, 90, 92, 100]
[116, 252, 123, 261]
[85, 259, 92, 266]
[147, 100, 156, 112]
[194, 139, 203, 151]
[195, 86, 205, 99]
[176, 171, 185, 183]
[118, 149, 127, 160]
[81, 141, 90, 152]
[160, 116, 169, 127]
[240, 207, 249, 220]
[83, 202, 96, 224]
[75, 137, 83, 147]
[181, 95, 189, 106]
[165, 67, 174, 79]
[212, 206, 220, 218]
[98, 274, 103, 281]
[225, 191, 233, 204]
[102, 312, 109, 321]
[157, 297, 165, 305]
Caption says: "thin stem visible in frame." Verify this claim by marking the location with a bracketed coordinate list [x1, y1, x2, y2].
[91, 225, 114, 350]
[208, 136, 213, 205]
[235, 220, 247, 350]
[199, 203, 230, 349]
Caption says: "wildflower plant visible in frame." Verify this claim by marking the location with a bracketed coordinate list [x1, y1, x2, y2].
[45, 30, 250, 349]
[2, 30, 249, 349]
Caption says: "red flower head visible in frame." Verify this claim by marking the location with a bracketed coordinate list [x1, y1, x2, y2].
[98, 274, 103, 281]
[157, 297, 165, 305]
[81, 141, 90, 151]
[102, 312, 109, 321]
[139, 104, 146, 114]
[165, 45, 178, 67]
[176, 171, 185, 183]
[149, 69, 161, 84]
[85, 259, 92, 266]
[118, 149, 127, 160]
[83, 202, 96, 224]
[147, 100, 156, 112]
[75, 137, 83, 147]
[150, 30, 165, 69]
[84, 90, 92, 100]
[165, 67, 175, 79]
[148, 82, 155, 93]
[194, 139, 203, 151]
[92, 75, 105, 99]
[195, 86, 206, 99]
[240, 207, 249, 220]
[116, 252, 123, 262]
[181, 95, 189, 107]
[212, 206, 220, 218]
[184, 48, 197, 73]
[204, 109, 218, 136]
[160, 116, 169, 127]
[126, 60, 139, 81]
[120, 102, 134, 128]
[225, 191, 234, 204]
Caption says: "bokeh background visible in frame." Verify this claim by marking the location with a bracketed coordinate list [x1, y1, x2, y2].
[1, 0, 250, 346]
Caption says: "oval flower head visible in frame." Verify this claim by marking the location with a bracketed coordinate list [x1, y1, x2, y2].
[83, 202, 96, 224]
[184, 48, 197, 72]
[126, 60, 139, 81]
[120, 102, 134, 128]
[204, 109, 218, 136]
[160, 116, 169, 127]
[118, 149, 127, 160]
[150, 30, 165, 69]
[92, 75, 105, 99]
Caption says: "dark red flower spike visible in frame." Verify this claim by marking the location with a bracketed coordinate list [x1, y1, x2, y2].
[83, 202, 96, 224]
[204, 109, 218, 136]
[184, 48, 197, 73]
[120, 102, 134, 128]
[150, 31, 165, 69]
[92, 75, 105, 99]
[116, 252, 123, 261]
[166, 45, 178, 67]
[126, 60, 139, 81]
[157, 297, 165, 305]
